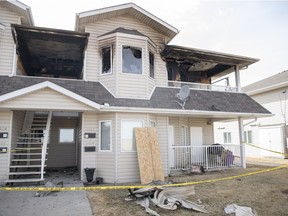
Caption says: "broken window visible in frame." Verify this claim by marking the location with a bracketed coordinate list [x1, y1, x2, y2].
[59, 128, 75, 143]
[121, 120, 143, 152]
[223, 132, 232, 144]
[100, 120, 111, 151]
[149, 51, 154, 78]
[122, 46, 142, 74]
[101, 46, 112, 74]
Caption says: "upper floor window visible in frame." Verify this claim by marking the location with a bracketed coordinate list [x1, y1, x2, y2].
[122, 46, 142, 74]
[101, 46, 112, 74]
[149, 51, 154, 78]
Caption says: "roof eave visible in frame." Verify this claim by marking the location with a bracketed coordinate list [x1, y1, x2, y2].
[5, 0, 34, 26]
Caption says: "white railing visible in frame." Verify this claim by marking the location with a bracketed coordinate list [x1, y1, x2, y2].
[168, 81, 237, 92]
[169, 144, 242, 171]
[40, 111, 52, 180]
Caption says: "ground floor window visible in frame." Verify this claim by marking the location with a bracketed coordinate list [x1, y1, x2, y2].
[244, 130, 253, 144]
[100, 120, 111, 151]
[121, 120, 143, 152]
[59, 128, 75, 143]
[223, 132, 232, 144]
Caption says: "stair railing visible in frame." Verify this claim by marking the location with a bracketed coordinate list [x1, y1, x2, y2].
[40, 111, 52, 180]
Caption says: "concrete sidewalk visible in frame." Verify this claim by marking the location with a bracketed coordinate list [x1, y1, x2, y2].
[0, 183, 93, 216]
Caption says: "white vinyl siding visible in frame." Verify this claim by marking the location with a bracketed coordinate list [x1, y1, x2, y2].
[121, 120, 143, 152]
[82, 112, 116, 183]
[0, 7, 20, 76]
[0, 88, 95, 111]
[0, 110, 12, 183]
[84, 15, 168, 98]
[223, 132, 232, 144]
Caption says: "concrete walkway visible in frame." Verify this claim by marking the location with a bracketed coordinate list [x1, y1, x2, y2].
[0, 170, 93, 216]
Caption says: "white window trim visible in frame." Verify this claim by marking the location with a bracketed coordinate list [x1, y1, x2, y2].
[100, 46, 113, 76]
[59, 128, 75, 144]
[99, 120, 112, 152]
[120, 119, 144, 152]
[121, 45, 144, 75]
[150, 120, 156, 127]
[0, 23, 5, 31]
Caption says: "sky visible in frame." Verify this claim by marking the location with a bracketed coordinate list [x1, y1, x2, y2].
[21, 0, 288, 86]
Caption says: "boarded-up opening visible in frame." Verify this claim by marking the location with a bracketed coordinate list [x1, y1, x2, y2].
[135, 127, 164, 184]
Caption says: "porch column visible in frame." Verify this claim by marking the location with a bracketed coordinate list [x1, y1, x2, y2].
[238, 117, 246, 168]
[234, 65, 241, 92]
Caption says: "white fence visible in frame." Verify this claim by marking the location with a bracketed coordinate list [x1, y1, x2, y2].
[169, 144, 242, 171]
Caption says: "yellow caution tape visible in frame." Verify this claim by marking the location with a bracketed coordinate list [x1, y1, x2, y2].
[246, 143, 288, 157]
[1, 164, 288, 191]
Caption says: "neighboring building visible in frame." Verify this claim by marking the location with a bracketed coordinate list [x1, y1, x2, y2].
[214, 71, 288, 159]
[0, 1, 270, 184]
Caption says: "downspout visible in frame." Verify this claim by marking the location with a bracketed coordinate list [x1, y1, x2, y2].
[244, 117, 257, 127]
[115, 113, 118, 183]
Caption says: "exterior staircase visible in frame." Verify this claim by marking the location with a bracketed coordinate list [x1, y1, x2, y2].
[5, 111, 52, 184]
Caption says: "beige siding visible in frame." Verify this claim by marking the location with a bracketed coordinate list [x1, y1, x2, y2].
[84, 15, 168, 99]
[155, 116, 169, 176]
[0, 88, 95, 111]
[0, 110, 12, 182]
[82, 112, 97, 181]
[47, 117, 78, 168]
[11, 110, 25, 150]
[0, 7, 20, 76]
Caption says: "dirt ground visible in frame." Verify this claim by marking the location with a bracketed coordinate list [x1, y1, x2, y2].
[87, 163, 288, 216]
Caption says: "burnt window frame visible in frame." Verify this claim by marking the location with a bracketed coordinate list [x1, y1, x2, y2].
[121, 45, 143, 75]
[101, 46, 112, 75]
[149, 51, 155, 79]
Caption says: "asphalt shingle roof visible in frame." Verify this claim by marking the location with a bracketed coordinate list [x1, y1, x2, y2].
[0, 76, 270, 114]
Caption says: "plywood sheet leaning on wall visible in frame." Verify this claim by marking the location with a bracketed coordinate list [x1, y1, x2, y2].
[135, 127, 164, 184]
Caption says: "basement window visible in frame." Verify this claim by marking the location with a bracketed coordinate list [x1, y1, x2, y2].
[59, 128, 75, 143]
[122, 46, 142, 74]
[101, 46, 112, 74]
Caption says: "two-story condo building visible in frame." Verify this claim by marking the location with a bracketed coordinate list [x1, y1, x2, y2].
[0, 1, 270, 184]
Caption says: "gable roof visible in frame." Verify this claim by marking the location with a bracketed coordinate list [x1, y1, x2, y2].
[0, 80, 100, 110]
[0, 76, 271, 118]
[0, 0, 34, 25]
[75, 3, 179, 41]
[243, 70, 288, 95]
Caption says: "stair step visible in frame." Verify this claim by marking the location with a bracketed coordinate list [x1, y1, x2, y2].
[5, 178, 44, 183]
[9, 171, 45, 175]
[11, 159, 44, 162]
[19, 137, 43, 140]
[13, 153, 43, 156]
[21, 133, 45, 135]
[10, 165, 46, 168]
[17, 142, 43, 145]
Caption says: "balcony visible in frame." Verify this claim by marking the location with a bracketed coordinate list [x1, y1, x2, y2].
[168, 81, 238, 92]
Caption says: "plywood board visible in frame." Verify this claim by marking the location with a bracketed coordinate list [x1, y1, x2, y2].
[135, 127, 164, 184]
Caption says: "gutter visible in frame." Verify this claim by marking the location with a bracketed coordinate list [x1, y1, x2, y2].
[99, 105, 272, 118]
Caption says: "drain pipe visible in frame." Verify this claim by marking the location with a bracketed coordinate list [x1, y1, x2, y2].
[244, 117, 257, 127]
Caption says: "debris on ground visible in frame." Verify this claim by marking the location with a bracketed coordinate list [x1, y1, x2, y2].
[125, 182, 208, 215]
[224, 204, 258, 216]
[33, 181, 63, 197]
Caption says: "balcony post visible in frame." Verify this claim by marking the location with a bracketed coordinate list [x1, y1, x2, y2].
[234, 65, 241, 92]
[238, 117, 246, 168]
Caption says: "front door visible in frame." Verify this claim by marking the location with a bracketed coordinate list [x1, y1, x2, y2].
[190, 127, 204, 164]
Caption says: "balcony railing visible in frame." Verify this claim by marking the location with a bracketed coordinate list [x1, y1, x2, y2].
[169, 144, 242, 172]
[168, 81, 237, 92]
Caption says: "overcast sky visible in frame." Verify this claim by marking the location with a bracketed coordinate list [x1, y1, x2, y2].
[22, 0, 288, 86]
